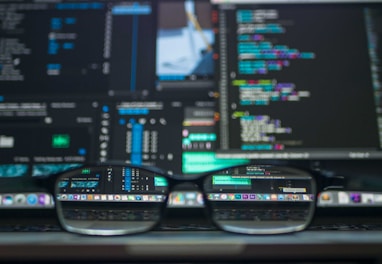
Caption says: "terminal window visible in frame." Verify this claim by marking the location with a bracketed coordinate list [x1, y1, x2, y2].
[214, 2, 382, 159]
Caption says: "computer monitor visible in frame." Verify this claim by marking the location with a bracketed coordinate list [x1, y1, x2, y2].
[0, 0, 382, 210]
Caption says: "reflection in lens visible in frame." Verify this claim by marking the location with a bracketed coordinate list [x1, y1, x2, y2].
[55, 166, 169, 236]
[204, 165, 316, 234]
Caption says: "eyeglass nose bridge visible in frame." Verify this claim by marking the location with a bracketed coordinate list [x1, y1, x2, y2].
[165, 181, 206, 207]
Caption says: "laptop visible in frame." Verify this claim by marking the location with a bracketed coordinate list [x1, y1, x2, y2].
[0, 0, 382, 248]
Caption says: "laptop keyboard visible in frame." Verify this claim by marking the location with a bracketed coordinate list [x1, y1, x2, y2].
[308, 223, 382, 231]
[0, 224, 62, 232]
[1, 222, 382, 232]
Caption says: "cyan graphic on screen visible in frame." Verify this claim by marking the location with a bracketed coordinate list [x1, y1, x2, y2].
[0, 164, 28, 177]
[70, 181, 99, 188]
[32, 163, 82, 177]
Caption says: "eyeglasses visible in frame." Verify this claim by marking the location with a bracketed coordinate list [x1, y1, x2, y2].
[40, 163, 341, 236]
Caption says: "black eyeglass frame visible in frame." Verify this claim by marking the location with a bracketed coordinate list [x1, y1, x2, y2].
[36, 162, 343, 236]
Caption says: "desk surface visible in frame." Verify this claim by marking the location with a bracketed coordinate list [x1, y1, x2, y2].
[1, 230, 382, 263]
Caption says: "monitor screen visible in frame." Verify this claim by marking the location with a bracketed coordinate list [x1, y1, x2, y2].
[213, 0, 382, 160]
[0, 0, 382, 210]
